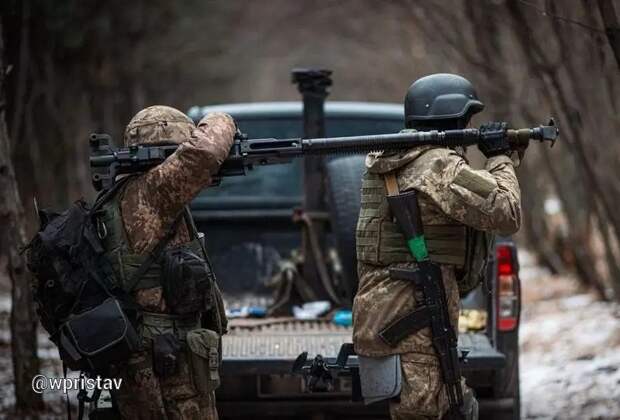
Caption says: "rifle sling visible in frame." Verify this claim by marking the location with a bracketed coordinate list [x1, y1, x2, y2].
[379, 266, 436, 347]
[384, 172, 399, 197]
[379, 305, 433, 347]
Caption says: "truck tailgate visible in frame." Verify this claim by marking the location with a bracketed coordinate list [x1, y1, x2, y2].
[222, 317, 351, 375]
[221, 318, 505, 375]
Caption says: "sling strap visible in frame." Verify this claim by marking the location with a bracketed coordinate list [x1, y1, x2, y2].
[124, 210, 184, 293]
[378, 267, 449, 347]
[384, 172, 399, 196]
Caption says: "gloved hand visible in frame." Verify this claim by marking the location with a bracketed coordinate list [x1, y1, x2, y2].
[514, 139, 528, 165]
[478, 122, 510, 158]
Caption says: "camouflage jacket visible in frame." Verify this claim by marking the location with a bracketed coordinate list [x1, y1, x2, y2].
[352, 145, 521, 357]
[119, 112, 236, 312]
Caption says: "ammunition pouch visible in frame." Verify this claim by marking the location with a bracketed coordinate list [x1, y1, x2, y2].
[56, 297, 139, 373]
[161, 247, 213, 315]
[358, 354, 402, 405]
[457, 228, 494, 296]
[186, 329, 221, 395]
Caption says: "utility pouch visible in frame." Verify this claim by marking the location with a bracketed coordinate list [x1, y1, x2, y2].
[186, 329, 221, 395]
[57, 297, 139, 373]
[161, 248, 212, 315]
[358, 354, 402, 405]
[457, 228, 494, 296]
[152, 333, 182, 378]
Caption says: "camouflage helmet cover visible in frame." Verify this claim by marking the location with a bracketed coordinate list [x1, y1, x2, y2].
[124, 105, 195, 147]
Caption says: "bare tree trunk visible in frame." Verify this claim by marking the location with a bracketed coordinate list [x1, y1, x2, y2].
[598, 0, 620, 70]
[0, 21, 43, 412]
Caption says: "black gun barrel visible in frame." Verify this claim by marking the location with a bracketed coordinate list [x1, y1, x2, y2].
[299, 119, 558, 154]
[89, 120, 558, 191]
[300, 130, 462, 155]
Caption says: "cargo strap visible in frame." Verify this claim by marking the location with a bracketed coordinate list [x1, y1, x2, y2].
[140, 311, 201, 342]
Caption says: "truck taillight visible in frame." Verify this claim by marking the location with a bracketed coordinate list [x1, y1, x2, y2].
[496, 245, 519, 332]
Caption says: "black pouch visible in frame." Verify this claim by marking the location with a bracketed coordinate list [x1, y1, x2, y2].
[152, 333, 182, 378]
[57, 298, 139, 373]
[161, 248, 212, 315]
[457, 228, 494, 296]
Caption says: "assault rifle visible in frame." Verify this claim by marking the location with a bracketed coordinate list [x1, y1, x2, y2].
[379, 183, 466, 417]
[89, 120, 558, 191]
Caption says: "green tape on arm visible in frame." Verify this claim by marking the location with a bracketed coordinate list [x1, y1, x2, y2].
[407, 236, 428, 261]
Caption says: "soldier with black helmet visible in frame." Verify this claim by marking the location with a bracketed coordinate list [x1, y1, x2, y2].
[353, 73, 523, 419]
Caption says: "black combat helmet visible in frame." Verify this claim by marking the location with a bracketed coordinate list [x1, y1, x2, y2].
[404, 73, 484, 130]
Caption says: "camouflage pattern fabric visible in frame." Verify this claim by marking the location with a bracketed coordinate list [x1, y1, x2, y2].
[112, 350, 218, 420]
[388, 353, 448, 419]
[353, 144, 521, 418]
[124, 105, 196, 147]
[389, 360, 475, 420]
[112, 106, 235, 419]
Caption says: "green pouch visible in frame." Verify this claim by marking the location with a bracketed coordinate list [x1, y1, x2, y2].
[186, 328, 220, 395]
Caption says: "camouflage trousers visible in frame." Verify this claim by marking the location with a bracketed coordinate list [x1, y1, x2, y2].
[389, 352, 475, 420]
[112, 349, 218, 420]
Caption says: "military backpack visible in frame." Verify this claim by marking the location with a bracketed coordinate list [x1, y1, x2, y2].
[25, 178, 141, 374]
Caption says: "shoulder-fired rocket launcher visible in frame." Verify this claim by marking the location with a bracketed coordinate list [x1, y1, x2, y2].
[89, 119, 558, 191]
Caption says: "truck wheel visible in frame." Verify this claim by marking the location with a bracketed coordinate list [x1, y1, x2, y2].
[325, 155, 365, 305]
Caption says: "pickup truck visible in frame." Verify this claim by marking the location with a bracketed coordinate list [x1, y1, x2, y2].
[188, 101, 522, 420]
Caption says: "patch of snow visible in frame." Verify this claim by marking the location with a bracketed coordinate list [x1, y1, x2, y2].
[520, 274, 620, 419]
[0, 296, 11, 313]
[560, 293, 595, 309]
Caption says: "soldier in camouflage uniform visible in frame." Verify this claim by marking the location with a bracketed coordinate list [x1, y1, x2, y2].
[353, 74, 522, 419]
[103, 105, 236, 419]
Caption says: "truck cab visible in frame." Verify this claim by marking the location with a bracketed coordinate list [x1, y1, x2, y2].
[188, 101, 521, 420]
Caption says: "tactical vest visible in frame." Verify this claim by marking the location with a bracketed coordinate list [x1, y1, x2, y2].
[356, 159, 493, 295]
[94, 186, 227, 335]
